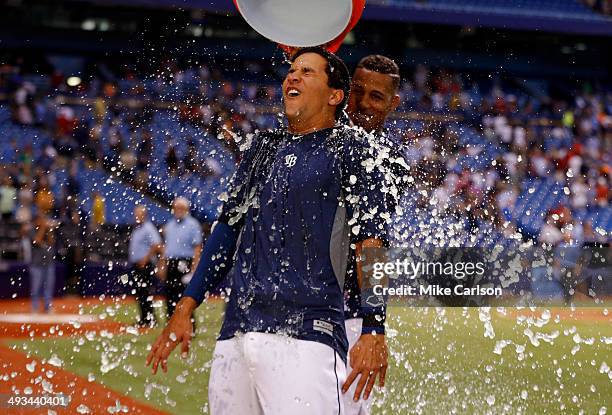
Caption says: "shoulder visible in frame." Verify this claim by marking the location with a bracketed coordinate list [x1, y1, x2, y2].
[335, 125, 386, 165]
[321, 125, 363, 154]
[187, 216, 200, 228]
[244, 128, 285, 152]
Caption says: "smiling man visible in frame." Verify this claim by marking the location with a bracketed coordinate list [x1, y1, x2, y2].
[342, 54, 405, 415]
[347, 55, 401, 134]
[146, 47, 392, 415]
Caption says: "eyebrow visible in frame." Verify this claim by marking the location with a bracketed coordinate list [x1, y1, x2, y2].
[290, 63, 316, 71]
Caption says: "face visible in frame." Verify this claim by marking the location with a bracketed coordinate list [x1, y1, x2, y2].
[348, 67, 400, 132]
[282, 53, 342, 127]
[134, 207, 146, 224]
[173, 201, 188, 219]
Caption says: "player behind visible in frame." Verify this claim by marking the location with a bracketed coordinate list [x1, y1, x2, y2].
[342, 54, 405, 414]
[147, 47, 393, 414]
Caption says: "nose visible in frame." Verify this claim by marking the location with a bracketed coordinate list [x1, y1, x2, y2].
[358, 96, 372, 111]
[285, 71, 300, 84]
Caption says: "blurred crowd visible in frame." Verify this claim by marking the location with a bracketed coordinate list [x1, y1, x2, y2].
[393, 64, 611, 245]
[0, 56, 610, 276]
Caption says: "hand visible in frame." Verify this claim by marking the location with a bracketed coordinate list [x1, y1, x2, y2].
[342, 333, 388, 401]
[145, 297, 196, 374]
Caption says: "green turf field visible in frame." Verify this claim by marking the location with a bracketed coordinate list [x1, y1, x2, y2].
[7, 302, 611, 414]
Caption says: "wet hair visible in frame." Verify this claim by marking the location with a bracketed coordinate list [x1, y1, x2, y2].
[290, 46, 350, 120]
[356, 54, 401, 91]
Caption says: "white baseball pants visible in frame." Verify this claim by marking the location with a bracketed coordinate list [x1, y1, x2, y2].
[209, 332, 346, 415]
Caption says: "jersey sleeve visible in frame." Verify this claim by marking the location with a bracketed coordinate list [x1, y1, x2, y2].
[340, 129, 394, 335]
[183, 221, 238, 306]
[340, 130, 393, 246]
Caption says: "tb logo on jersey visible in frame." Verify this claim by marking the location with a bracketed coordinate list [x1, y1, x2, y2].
[285, 154, 297, 168]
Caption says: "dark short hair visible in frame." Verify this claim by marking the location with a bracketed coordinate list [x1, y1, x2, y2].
[290, 47, 350, 120]
[356, 54, 401, 91]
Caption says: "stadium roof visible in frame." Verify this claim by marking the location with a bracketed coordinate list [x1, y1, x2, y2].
[84, 0, 612, 36]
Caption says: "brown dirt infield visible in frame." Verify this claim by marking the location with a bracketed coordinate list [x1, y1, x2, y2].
[0, 344, 170, 414]
[0, 297, 170, 415]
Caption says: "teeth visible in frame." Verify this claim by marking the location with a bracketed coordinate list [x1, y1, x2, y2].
[288, 89, 300, 97]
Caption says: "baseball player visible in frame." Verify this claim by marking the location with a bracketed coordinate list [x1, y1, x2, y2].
[147, 47, 395, 415]
[341, 55, 406, 414]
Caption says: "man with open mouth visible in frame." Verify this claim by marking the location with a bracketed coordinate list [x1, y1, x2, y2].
[146, 46, 394, 414]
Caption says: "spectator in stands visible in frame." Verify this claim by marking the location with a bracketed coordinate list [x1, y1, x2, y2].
[594, 171, 610, 207]
[91, 191, 106, 228]
[57, 198, 83, 295]
[15, 182, 33, 224]
[538, 211, 564, 246]
[34, 174, 54, 215]
[119, 148, 137, 180]
[158, 197, 202, 320]
[12, 81, 35, 125]
[56, 106, 76, 137]
[0, 174, 16, 220]
[85, 123, 103, 165]
[570, 176, 589, 211]
[128, 205, 163, 327]
[201, 157, 223, 179]
[19, 144, 33, 178]
[29, 213, 57, 313]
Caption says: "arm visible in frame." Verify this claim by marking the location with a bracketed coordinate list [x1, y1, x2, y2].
[139, 225, 163, 268]
[146, 221, 238, 374]
[340, 130, 394, 401]
[138, 243, 163, 268]
[343, 237, 389, 401]
[183, 221, 238, 305]
[191, 244, 202, 271]
[146, 132, 265, 375]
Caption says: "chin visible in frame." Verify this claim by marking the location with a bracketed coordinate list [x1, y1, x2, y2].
[285, 108, 301, 123]
[350, 115, 373, 131]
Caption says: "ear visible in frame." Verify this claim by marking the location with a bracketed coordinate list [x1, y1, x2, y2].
[329, 89, 345, 107]
[390, 94, 400, 112]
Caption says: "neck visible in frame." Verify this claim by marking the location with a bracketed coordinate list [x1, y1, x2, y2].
[287, 115, 336, 135]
